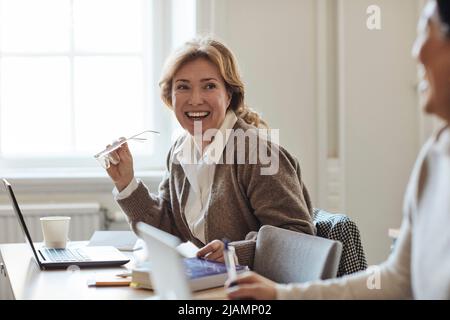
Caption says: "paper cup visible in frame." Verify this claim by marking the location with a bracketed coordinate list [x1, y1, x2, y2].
[40, 216, 71, 249]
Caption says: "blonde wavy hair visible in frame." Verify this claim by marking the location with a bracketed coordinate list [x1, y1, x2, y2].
[159, 36, 268, 129]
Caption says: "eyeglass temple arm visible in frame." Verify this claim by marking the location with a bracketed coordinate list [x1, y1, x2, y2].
[94, 130, 160, 158]
[127, 130, 160, 140]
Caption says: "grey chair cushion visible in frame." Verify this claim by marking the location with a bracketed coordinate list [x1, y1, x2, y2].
[253, 225, 342, 284]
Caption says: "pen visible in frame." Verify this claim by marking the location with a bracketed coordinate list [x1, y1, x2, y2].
[223, 240, 237, 285]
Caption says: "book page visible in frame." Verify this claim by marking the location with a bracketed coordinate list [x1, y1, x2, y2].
[176, 241, 199, 258]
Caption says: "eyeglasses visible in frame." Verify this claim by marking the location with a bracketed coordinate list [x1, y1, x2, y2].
[94, 130, 160, 169]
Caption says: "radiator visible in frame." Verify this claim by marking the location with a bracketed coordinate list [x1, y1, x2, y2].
[0, 203, 105, 244]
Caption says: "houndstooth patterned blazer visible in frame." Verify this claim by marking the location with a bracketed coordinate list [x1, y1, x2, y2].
[313, 208, 368, 277]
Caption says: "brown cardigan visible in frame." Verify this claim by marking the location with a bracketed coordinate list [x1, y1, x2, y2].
[117, 118, 315, 267]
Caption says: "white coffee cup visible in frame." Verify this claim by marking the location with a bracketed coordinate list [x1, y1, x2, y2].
[40, 216, 71, 249]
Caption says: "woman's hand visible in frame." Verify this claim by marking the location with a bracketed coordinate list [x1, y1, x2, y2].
[225, 271, 277, 300]
[197, 240, 225, 262]
[105, 139, 135, 192]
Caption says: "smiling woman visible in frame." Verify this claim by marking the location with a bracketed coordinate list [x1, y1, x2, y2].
[103, 36, 316, 267]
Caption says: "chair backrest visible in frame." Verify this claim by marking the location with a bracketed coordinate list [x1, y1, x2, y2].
[253, 225, 342, 284]
[313, 208, 368, 277]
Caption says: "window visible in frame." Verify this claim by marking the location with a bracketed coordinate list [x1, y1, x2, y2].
[0, 0, 196, 174]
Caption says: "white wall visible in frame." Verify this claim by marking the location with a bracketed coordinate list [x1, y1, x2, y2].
[338, 0, 420, 264]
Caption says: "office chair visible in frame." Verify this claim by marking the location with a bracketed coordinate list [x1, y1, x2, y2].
[253, 225, 342, 284]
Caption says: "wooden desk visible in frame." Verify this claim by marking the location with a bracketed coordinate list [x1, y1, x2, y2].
[0, 242, 226, 300]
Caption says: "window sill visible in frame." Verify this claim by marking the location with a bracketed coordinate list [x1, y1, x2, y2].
[2, 169, 165, 194]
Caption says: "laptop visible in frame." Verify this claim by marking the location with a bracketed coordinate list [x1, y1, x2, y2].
[2, 178, 130, 270]
[136, 222, 193, 300]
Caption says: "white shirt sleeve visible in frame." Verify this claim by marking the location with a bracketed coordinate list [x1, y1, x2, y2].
[112, 177, 140, 200]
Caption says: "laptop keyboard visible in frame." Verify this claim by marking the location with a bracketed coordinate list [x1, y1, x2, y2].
[42, 248, 92, 262]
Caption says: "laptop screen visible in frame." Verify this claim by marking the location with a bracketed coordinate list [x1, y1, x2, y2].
[2, 178, 43, 268]
[136, 222, 192, 300]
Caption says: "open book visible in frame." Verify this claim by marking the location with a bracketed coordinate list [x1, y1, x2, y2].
[131, 257, 249, 292]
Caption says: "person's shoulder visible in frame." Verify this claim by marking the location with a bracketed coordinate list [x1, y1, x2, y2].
[402, 129, 442, 221]
[434, 124, 449, 142]
[415, 126, 445, 164]
[233, 117, 254, 130]
[231, 118, 278, 146]
[229, 118, 279, 153]
[433, 125, 450, 152]
[230, 118, 300, 172]
[233, 117, 299, 151]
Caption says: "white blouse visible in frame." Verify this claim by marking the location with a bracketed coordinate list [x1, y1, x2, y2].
[114, 110, 238, 244]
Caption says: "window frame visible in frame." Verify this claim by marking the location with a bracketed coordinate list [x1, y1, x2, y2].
[0, 0, 183, 176]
